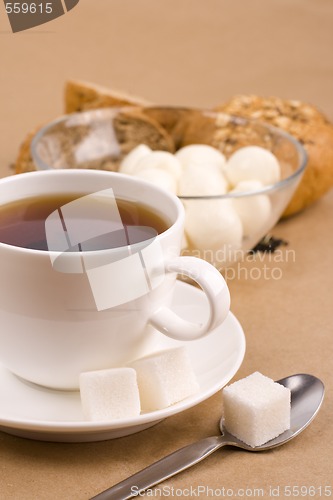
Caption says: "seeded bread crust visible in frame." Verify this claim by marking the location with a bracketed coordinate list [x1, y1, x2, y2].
[215, 95, 333, 217]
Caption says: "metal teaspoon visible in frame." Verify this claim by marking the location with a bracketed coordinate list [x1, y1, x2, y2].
[90, 373, 325, 500]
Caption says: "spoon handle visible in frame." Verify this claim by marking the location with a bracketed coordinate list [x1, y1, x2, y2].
[90, 435, 226, 500]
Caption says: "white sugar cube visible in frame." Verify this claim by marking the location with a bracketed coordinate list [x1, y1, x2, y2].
[225, 146, 281, 187]
[223, 372, 291, 447]
[131, 347, 200, 411]
[119, 144, 152, 175]
[80, 367, 141, 421]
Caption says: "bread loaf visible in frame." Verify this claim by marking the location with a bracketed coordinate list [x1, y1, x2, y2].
[215, 95, 333, 217]
[64, 79, 151, 113]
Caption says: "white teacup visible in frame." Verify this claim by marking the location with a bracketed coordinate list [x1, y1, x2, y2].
[0, 170, 230, 389]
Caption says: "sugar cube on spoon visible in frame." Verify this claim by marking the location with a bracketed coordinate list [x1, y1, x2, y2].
[222, 371, 291, 447]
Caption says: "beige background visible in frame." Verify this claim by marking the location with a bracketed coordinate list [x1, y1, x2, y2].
[0, 1, 332, 499]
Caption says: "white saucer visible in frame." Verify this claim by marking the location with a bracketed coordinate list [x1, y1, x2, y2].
[0, 281, 245, 442]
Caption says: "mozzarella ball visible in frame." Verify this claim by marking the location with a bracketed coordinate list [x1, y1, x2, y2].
[119, 144, 152, 175]
[176, 144, 226, 170]
[225, 146, 281, 187]
[133, 151, 182, 180]
[184, 200, 243, 253]
[134, 167, 178, 194]
[231, 181, 272, 237]
[178, 163, 228, 196]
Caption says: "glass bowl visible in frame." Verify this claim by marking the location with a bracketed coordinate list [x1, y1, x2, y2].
[31, 107, 307, 270]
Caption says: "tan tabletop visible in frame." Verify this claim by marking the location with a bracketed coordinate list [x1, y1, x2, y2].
[0, 1, 332, 498]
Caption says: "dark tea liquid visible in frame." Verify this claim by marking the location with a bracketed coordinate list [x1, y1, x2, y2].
[0, 193, 169, 251]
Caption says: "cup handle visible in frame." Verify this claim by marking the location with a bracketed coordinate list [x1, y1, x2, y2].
[148, 256, 230, 341]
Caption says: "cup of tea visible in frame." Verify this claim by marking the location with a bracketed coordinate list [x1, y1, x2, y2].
[0, 170, 230, 389]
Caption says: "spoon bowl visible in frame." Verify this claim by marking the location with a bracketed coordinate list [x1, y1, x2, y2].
[91, 373, 325, 500]
[218, 373, 325, 451]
